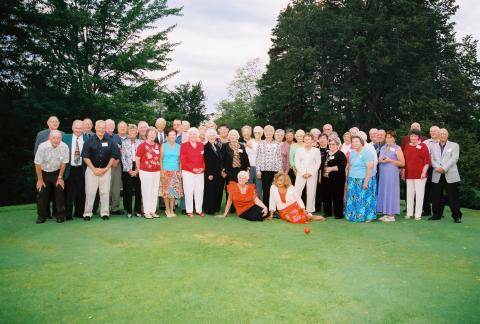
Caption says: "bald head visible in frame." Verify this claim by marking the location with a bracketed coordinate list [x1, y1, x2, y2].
[47, 116, 60, 131]
[72, 120, 83, 137]
[411, 122, 421, 131]
[49, 130, 62, 147]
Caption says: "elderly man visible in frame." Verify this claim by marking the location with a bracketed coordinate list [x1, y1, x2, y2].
[422, 125, 440, 216]
[138, 121, 149, 140]
[105, 119, 123, 215]
[181, 120, 190, 143]
[34, 116, 62, 156]
[429, 129, 462, 223]
[117, 121, 128, 141]
[83, 118, 94, 137]
[217, 125, 229, 145]
[63, 120, 87, 220]
[82, 120, 120, 221]
[154, 118, 167, 144]
[322, 124, 333, 136]
[34, 130, 69, 224]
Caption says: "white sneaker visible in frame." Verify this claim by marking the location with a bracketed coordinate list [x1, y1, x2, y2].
[415, 217, 421, 221]
[127, 213, 132, 218]
[405, 215, 412, 219]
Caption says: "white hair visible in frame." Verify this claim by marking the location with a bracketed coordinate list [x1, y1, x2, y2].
[205, 128, 218, 138]
[237, 170, 249, 180]
[310, 128, 321, 135]
[187, 127, 199, 136]
[358, 131, 368, 142]
[253, 126, 264, 134]
[228, 129, 240, 139]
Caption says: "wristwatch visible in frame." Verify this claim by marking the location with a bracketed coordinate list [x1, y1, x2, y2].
[58, 176, 63, 179]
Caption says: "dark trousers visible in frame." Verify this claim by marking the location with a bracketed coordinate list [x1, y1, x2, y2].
[122, 170, 142, 214]
[239, 205, 267, 222]
[37, 170, 66, 221]
[315, 178, 324, 213]
[65, 166, 85, 218]
[261, 171, 277, 206]
[322, 176, 344, 218]
[204, 173, 223, 214]
[432, 175, 462, 220]
[422, 167, 433, 216]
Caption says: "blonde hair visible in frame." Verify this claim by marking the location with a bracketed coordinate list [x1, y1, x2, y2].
[273, 171, 292, 188]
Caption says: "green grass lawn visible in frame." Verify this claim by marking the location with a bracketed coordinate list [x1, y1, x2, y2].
[1, 204, 479, 323]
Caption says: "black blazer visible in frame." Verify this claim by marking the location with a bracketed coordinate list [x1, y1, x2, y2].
[204, 141, 223, 177]
[222, 142, 250, 179]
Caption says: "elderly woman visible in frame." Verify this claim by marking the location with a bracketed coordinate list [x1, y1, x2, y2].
[281, 129, 294, 174]
[160, 128, 183, 217]
[198, 125, 207, 144]
[241, 126, 258, 184]
[321, 137, 347, 219]
[203, 128, 223, 215]
[270, 172, 325, 224]
[121, 124, 143, 217]
[222, 129, 250, 184]
[345, 136, 376, 222]
[377, 131, 405, 222]
[222, 171, 269, 221]
[310, 128, 321, 148]
[316, 133, 329, 212]
[136, 127, 161, 219]
[289, 129, 305, 182]
[180, 127, 205, 217]
[274, 128, 285, 144]
[137, 121, 149, 140]
[402, 129, 430, 220]
[256, 125, 282, 206]
[251, 126, 264, 197]
[340, 132, 352, 156]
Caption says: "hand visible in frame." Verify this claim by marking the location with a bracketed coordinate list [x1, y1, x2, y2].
[362, 181, 368, 190]
[197, 168, 204, 173]
[192, 168, 199, 174]
[420, 172, 427, 179]
[36, 179, 46, 192]
[256, 172, 261, 180]
[208, 175, 213, 181]
[221, 171, 227, 178]
[93, 168, 102, 176]
[400, 169, 405, 180]
[436, 167, 445, 174]
[261, 207, 268, 216]
[128, 170, 136, 177]
[112, 160, 120, 167]
[245, 141, 252, 149]
[56, 178, 64, 189]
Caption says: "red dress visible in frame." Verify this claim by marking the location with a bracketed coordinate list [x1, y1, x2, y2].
[277, 191, 309, 224]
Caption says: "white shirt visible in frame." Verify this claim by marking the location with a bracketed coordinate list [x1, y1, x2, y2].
[70, 134, 84, 166]
[157, 131, 165, 144]
[294, 147, 321, 177]
[244, 139, 258, 167]
[365, 143, 378, 176]
[269, 185, 305, 212]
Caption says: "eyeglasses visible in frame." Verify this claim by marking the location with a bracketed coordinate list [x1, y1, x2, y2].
[328, 143, 337, 146]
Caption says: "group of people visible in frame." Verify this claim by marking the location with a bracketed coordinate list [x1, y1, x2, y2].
[33, 116, 463, 225]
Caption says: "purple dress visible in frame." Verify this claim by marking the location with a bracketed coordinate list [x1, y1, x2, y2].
[377, 144, 400, 215]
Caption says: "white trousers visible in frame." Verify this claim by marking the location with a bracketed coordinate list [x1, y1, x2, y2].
[406, 178, 426, 218]
[139, 170, 160, 214]
[294, 174, 318, 213]
[84, 168, 111, 217]
[182, 170, 204, 214]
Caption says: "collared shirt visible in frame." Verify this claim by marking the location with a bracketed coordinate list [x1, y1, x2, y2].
[34, 141, 69, 172]
[82, 134, 120, 168]
[243, 139, 258, 167]
[424, 138, 438, 153]
[157, 131, 166, 144]
[70, 134, 84, 166]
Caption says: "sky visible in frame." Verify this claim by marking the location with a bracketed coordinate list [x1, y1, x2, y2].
[156, 0, 480, 113]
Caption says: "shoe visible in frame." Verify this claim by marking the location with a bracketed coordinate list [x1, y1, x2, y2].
[152, 213, 160, 218]
[197, 212, 205, 217]
[182, 209, 187, 215]
[74, 215, 84, 218]
[415, 217, 421, 221]
[186, 213, 194, 218]
[428, 216, 441, 221]
[36, 219, 46, 224]
[66, 217, 73, 221]
[384, 216, 395, 222]
[454, 219, 462, 223]
[378, 215, 387, 221]
[110, 210, 124, 215]
[136, 212, 142, 217]
[166, 213, 176, 218]
[144, 214, 153, 219]
[101, 215, 110, 220]
[404, 215, 412, 219]
[84, 216, 91, 221]
[127, 213, 132, 218]
[56, 218, 65, 223]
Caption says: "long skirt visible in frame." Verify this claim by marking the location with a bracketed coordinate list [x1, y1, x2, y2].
[161, 170, 183, 199]
[278, 202, 309, 224]
[345, 176, 377, 222]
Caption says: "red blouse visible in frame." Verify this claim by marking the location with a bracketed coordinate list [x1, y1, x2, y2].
[136, 142, 161, 172]
[404, 143, 430, 179]
[180, 142, 205, 173]
[226, 182, 256, 216]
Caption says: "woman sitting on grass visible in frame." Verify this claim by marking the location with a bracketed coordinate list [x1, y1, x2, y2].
[221, 171, 269, 221]
[269, 172, 325, 224]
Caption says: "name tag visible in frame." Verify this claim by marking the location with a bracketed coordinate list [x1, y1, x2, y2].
[416, 145, 421, 149]
[238, 149, 243, 153]
[390, 148, 396, 152]
[102, 142, 108, 147]
[329, 156, 335, 160]
[201, 150, 204, 155]
[447, 148, 452, 153]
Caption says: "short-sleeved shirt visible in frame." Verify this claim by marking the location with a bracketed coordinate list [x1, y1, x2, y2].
[81, 134, 120, 168]
[136, 142, 161, 172]
[404, 143, 431, 179]
[226, 182, 256, 216]
[106, 133, 122, 160]
[34, 141, 69, 172]
[349, 148, 374, 179]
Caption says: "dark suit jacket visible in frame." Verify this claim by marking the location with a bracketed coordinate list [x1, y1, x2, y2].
[204, 142, 223, 177]
[222, 142, 250, 180]
[62, 133, 88, 180]
[155, 131, 166, 145]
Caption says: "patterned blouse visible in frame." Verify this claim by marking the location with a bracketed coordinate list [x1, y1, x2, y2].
[121, 138, 143, 172]
[256, 140, 282, 172]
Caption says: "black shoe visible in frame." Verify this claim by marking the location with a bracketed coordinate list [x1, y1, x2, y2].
[181, 209, 187, 215]
[102, 215, 110, 220]
[47, 214, 53, 219]
[36, 219, 46, 224]
[422, 212, 431, 217]
[74, 215, 84, 218]
[428, 216, 441, 221]
[454, 219, 462, 223]
[56, 218, 65, 223]
[84, 216, 91, 221]
[66, 216, 73, 221]
[110, 210, 124, 215]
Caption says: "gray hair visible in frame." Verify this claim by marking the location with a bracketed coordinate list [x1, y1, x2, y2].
[187, 127, 199, 136]
[228, 129, 240, 139]
[237, 170, 249, 180]
[146, 126, 157, 137]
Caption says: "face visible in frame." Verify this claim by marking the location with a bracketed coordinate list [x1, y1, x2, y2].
[242, 128, 252, 139]
[118, 123, 127, 136]
[328, 141, 338, 151]
[167, 130, 177, 142]
[147, 130, 156, 141]
[106, 121, 115, 133]
[208, 133, 217, 143]
[295, 133, 304, 143]
[264, 128, 274, 139]
[369, 130, 378, 142]
[349, 128, 359, 136]
[430, 127, 439, 139]
[219, 127, 229, 138]
[189, 131, 198, 142]
[312, 132, 320, 141]
[386, 134, 395, 144]
[254, 129, 263, 139]
[138, 123, 148, 136]
[50, 132, 62, 147]
[285, 132, 294, 142]
[182, 121, 190, 132]
[377, 130, 386, 142]
[276, 175, 285, 188]
[128, 128, 138, 139]
[304, 136, 313, 148]
[229, 133, 239, 143]
[96, 122, 106, 136]
[238, 174, 248, 185]
[343, 133, 351, 144]
[72, 122, 83, 137]
[318, 136, 328, 146]
[323, 125, 333, 135]
[351, 138, 362, 150]
[47, 117, 60, 130]
[411, 123, 421, 131]
[274, 132, 284, 142]
[439, 130, 448, 142]
[83, 119, 93, 132]
[156, 120, 166, 131]
[410, 134, 419, 144]
[173, 120, 182, 132]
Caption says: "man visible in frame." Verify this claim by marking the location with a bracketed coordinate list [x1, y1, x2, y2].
[429, 129, 462, 223]
[368, 128, 378, 144]
[117, 121, 128, 141]
[63, 120, 87, 220]
[377, 129, 386, 146]
[105, 119, 123, 215]
[173, 119, 182, 144]
[218, 125, 229, 145]
[422, 125, 440, 216]
[34, 116, 61, 156]
[82, 120, 120, 221]
[322, 124, 333, 137]
[155, 118, 167, 144]
[34, 130, 69, 224]
[138, 121, 149, 140]
[83, 118, 94, 137]
[181, 120, 190, 143]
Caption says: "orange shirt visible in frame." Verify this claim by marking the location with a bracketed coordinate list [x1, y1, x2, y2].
[226, 182, 256, 216]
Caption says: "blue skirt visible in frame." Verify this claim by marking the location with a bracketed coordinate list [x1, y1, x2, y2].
[345, 177, 377, 222]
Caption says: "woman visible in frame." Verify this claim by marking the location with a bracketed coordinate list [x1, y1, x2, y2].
[121, 124, 143, 217]
[256, 125, 282, 206]
[136, 127, 161, 219]
[377, 131, 405, 222]
[198, 125, 207, 144]
[221, 171, 269, 221]
[402, 129, 430, 220]
[316, 133, 329, 212]
[252, 126, 264, 198]
[274, 129, 285, 144]
[270, 172, 325, 224]
[281, 129, 294, 174]
[203, 128, 223, 215]
[321, 137, 347, 219]
[241, 125, 258, 186]
[289, 129, 305, 182]
[180, 127, 205, 217]
[345, 136, 376, 222]
[310, 128, 321, 148]
[294, 133, 321, 213]
[222, 129, 250, 184]
[160, 128, 183, 217]
[340, 132, 352, 156]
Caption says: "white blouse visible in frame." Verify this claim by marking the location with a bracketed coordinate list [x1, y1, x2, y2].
[269, 185, 305, 212]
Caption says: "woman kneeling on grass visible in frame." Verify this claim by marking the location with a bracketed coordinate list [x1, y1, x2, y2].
[269, 172, 325, 224]
[221, 171, 269, 221]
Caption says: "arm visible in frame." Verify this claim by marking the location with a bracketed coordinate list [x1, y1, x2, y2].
[222, 196, 233, 217]
[394, 148, 405, 168]
[35, 164, 45, 191]
[254, 196, 269, 217]
[269, 186, 276, 214]
[363, 161, 373, 189]
[443, 143, 459, 172]
[56, 162, 66, 189]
